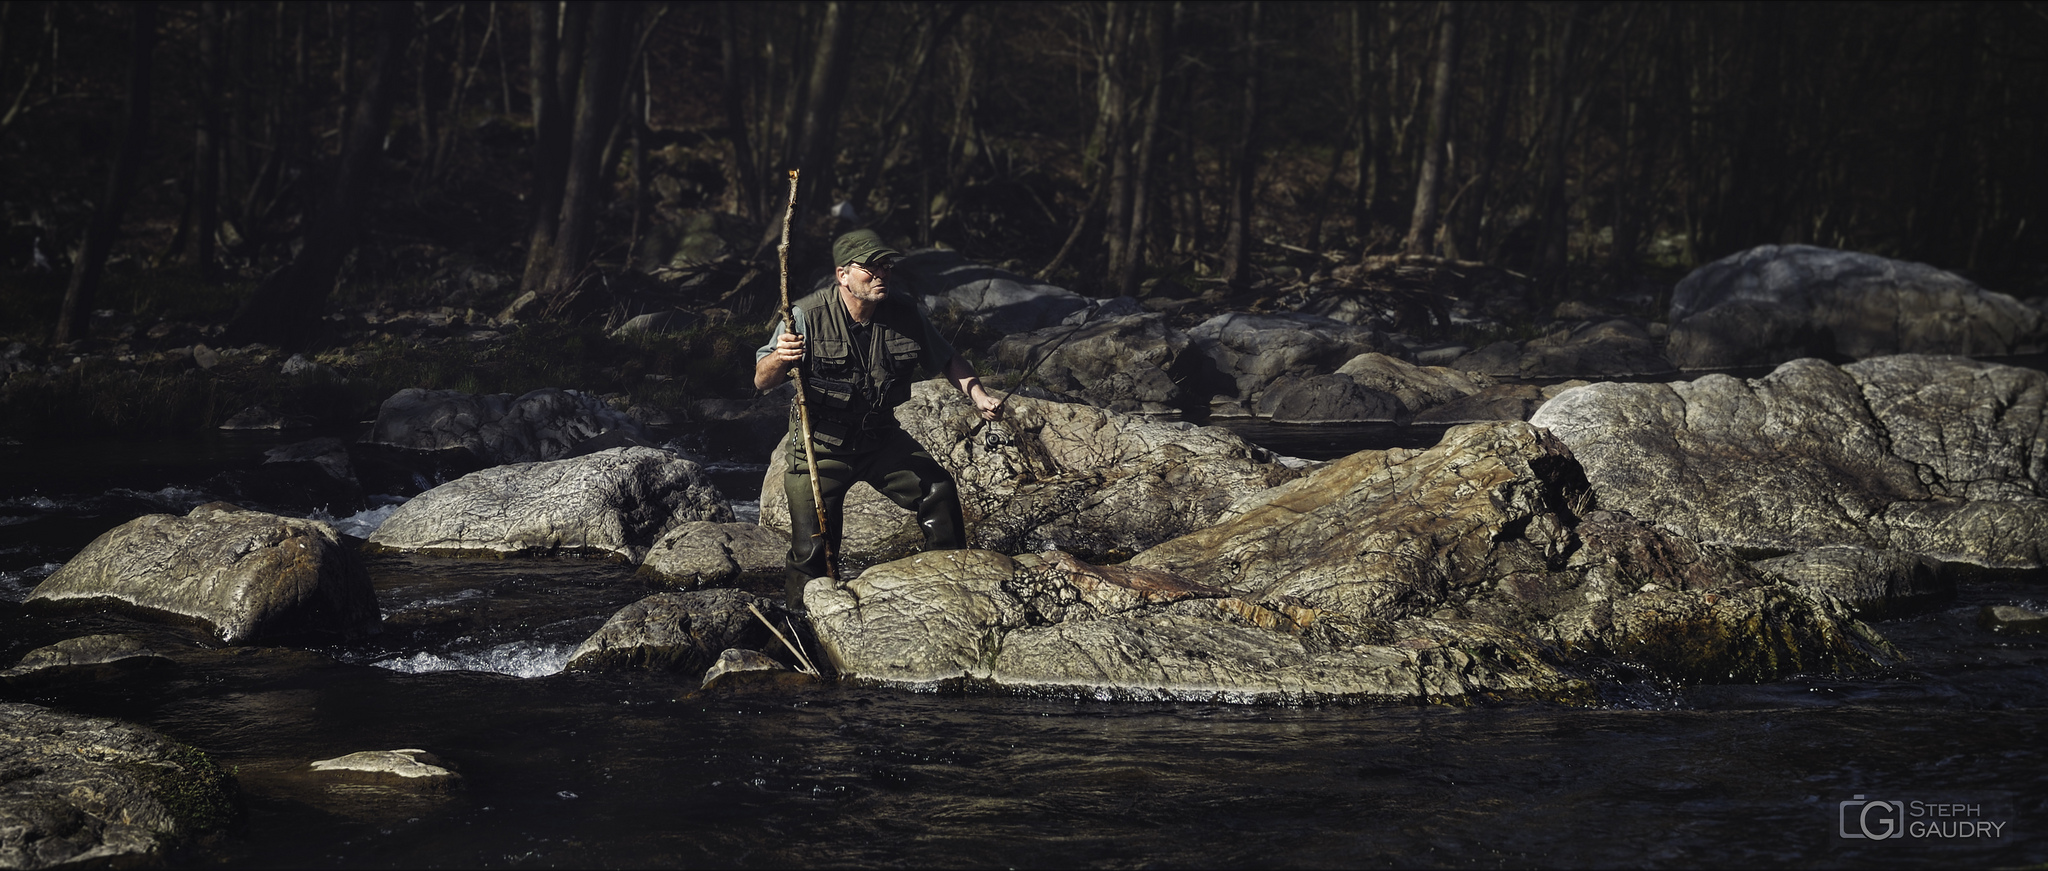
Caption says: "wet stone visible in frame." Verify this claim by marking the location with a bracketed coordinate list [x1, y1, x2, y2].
[1978, 605, 2048, 635]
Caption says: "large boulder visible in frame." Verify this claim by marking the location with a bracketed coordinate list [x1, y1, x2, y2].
[758, 381, 1302, 566]
[1250, 374, 1402, 423]
[366, 447, 733, 562]
[0, 703, 237, 869]
[564, 588, 775, 673]
[987, 312, 1196, 413]
[29, 503, 378, 643]
[806, 548, 1583, 703]
[353, 387, 657, 495]
[1186, 312, 1400, 414]
[804, 422, 1887, 702]
[1664, 245, 2048, 370]
[899, 248, 1091, 335]
[1530, 355, 2048, 568]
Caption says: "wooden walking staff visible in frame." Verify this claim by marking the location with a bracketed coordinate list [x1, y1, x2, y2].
[777, 169, 836, 582]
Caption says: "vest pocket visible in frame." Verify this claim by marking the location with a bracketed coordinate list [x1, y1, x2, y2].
[884, 336, 923, 374]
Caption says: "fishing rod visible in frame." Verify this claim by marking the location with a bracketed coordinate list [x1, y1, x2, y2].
[967, 302, 1099, 444]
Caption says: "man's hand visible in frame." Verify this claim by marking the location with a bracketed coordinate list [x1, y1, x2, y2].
[754, 331, 804, 390]
[969, 383, 1004, 422]
[770, 331, 804, 364]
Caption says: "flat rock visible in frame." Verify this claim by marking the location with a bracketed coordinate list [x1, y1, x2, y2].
[1978, 605, 2048, 635]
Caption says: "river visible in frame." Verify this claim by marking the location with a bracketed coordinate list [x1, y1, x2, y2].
[1, 423, 2041, 868]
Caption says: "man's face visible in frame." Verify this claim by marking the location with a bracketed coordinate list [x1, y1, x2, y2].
[837, 257, 895, 304]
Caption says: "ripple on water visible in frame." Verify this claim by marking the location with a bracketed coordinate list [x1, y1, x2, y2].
[368, 640, 576, 678]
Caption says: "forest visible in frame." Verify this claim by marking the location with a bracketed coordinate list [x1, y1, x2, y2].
[2, 0, 2045, 430]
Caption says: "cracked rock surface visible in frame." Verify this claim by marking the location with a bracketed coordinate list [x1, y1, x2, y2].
[1664, 245, 2048, 369]
[1532, 355, 2048, 568]
[367, 446, 733, 562]
[759, 381, 1300, 566]
[804, 422, 1885, 703]
[0, 702, 235, 870]
[29, 503, 377, 643]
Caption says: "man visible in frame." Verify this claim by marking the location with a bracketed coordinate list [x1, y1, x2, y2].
[754, 229, 1003, 609]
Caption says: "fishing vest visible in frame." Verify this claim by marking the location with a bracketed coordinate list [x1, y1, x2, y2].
[793, 284, 931, 448]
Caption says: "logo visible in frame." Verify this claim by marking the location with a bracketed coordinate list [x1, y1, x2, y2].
[1840, 795, 1902, 840]
[1838, 795, 2010, 841]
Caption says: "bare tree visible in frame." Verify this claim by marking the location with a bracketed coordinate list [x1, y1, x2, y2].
[1402, 1, 1459, 256]
[55, 2, 156, 344]
[221, 1, 407, 348]
[1219, 0, 1261, 288]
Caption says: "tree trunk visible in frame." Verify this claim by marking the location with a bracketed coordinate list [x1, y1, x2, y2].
[221, 1, 406, 348]
[55, 2, 156, 344]
[519, 0, 587, 297]
[719, 1, 760, 220]
[541, 0, 631, 301]
[787, 0, 856, 236]
[1402, 1, 1459, 256]
[1115, 1, 1173, 295]
[191, 0, 225, 282]
[1220, 0, 1261, 288]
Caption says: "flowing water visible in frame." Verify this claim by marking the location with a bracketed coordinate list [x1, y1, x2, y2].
[1, 426, 2043, 869]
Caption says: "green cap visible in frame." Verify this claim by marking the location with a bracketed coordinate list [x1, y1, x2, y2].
[832, 229, 901, 268]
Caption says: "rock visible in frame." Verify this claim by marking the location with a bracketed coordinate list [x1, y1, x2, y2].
[0, 634, 184, 680]
[1187, 312, 1399, 410]
[0, 702, 236, 869]
[366, 447, 733, 562]
[1451, 318, 1674, 378]
[1978, 605, 2048, 635]
[1665, 244, 2048, 369]
[29, 503, 379, 643]
[219, 405, 311, 430]
[1334, 352, 1493, 417]
[638, 521, 787, 589]
[699, 648, 792, 690]
[1531, 355, 2048, 569]
[611, 310, 701, 338]
[1251, 373, 1402, 423]
[901, 248, 1092, 334]
[359, 386, 656, 468]
[1130, 423, 1884, 682]
[758, 381, 1301, 565]
[308, 749, 461, 791]
[987, 312, 1197, 413]
[565, 588, 773, 673]
[1412, 383, 1547, 424]
[805, 423, 1887, 702]
[1753, 546, 1951, 619]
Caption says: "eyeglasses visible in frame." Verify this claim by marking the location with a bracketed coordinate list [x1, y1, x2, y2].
[852, 260, 894, 279]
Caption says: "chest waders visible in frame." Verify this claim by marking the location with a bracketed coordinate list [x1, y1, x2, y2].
[783, 287, 966, 608]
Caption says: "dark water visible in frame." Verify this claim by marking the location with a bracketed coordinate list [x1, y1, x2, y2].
[2, 428, 2044, 869]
